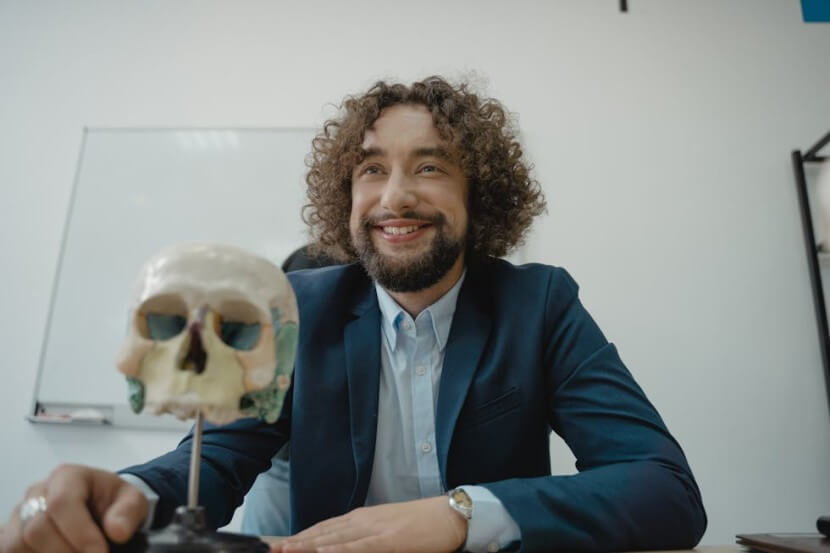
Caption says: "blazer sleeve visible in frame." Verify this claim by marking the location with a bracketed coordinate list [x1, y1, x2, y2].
[482, 268, 707, 552]
[120, 385, 291, 529]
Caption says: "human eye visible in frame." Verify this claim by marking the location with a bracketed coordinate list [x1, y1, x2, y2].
[359, 164, 382, 176]
[418, 164, 443, 175]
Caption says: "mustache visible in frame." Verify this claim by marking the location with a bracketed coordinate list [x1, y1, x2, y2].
[361, 211, 446, 228]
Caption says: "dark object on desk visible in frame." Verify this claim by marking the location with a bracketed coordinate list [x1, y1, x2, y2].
[109, 506, 269, 553]
[737, 532, 830, 553]
[819, 517, 830, 538]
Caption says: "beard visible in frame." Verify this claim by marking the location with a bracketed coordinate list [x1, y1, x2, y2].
[353, 212, 465, 293]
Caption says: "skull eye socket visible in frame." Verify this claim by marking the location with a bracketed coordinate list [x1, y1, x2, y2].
[136, 295, 188, 341]
[216, 300, 263, 351]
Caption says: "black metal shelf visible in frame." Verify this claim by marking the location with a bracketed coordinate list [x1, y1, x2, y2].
[793, 129, 830, 415]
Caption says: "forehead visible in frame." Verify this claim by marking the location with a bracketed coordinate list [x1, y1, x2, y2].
[361, 104, 443, 150]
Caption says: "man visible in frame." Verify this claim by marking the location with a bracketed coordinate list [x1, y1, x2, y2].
[0, 76, 706, 553]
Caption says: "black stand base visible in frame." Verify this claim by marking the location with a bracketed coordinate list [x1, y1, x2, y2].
[111, 506, 269, 553]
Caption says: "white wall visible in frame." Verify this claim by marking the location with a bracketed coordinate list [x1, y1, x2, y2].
[2, 0, 829, 544]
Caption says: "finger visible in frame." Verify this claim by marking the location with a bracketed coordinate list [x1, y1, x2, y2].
[263, 537, 283, 553]
[279, 545, 317, 553]
[285, 527, 369, 549]
[20, 509, 76, 553]
[3, 486, 44, 553]
[1, 508, 36, 553]
[290, 517, 346, 537]
[100, 481, 149, 543]
[268, 537, 315, 553]
[44, 468, 108, 553]
[317, 535, 385, 553]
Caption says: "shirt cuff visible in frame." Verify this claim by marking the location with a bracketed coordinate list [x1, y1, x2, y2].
[459, 485, 521, 553]
[119, 473, 159, 531]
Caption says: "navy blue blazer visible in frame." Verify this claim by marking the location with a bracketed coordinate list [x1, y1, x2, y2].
[124, 259, 706, 552]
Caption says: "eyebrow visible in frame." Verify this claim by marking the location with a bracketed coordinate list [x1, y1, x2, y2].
[358, 146, 454, 162]
[412, 146, 454, 162]
[359, 146, 384, 159]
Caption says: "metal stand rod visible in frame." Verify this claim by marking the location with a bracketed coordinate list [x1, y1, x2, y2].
[792, 149, 830, 418]
[188, 410, 204, 509]
[805, 130, 830, 162]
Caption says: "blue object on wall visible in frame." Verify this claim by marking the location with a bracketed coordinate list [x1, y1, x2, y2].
[802, 0, 830, 22]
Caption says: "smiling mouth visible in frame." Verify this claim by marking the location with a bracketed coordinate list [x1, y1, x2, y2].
[364, 212, 444, 240]
[379, 224, 430, 235]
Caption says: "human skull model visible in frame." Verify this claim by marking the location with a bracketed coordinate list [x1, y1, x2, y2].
[116, 243, 298, 425]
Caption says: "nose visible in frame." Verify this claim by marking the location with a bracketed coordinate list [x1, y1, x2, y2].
[180, 307, 209, 374]
[380, 168, 417, 214]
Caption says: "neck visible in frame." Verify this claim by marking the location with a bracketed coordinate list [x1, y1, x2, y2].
[387, 254, 465, 317]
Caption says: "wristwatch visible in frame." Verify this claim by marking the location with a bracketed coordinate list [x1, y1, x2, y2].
[447, 487, 473, 520]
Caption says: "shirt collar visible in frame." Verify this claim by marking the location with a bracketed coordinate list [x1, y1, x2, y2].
[375, 270, 466, 353]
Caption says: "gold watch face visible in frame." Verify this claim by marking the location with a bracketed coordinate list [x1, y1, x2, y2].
[451, 488, 472, 509]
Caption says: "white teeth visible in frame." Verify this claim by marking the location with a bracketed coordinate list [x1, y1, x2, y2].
[382, 225, 420, 235]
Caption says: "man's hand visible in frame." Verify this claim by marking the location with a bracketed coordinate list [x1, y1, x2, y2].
[271, 496, 467, 553]
[0, 464, 148, 553]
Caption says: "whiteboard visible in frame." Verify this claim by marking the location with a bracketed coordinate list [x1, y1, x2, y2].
[32, 128, 316, 428]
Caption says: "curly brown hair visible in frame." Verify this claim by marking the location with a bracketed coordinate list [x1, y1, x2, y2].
[303, 75, 546, 262]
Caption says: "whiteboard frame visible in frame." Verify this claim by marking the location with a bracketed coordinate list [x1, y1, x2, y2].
[29, 126, 317, 429]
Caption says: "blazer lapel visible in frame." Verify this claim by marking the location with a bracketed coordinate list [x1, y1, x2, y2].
[343, 284, 381, 508]
[435, 270, 492, 488]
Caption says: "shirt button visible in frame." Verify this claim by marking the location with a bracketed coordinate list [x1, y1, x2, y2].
[421, 441, 432, 453]
[415, 366, 426, 376]
[401, 320, 412, 330]
[487, 542, 500, 553]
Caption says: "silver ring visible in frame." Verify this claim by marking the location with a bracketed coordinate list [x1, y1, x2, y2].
[19, 496, 47, 522]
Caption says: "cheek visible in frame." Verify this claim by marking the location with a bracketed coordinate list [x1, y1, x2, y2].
[457, 209, 470, 237]
[459, 185, 471, 230]
[349, 186, 367, 231]
[445, 191, 469, 228]
[351, 179, 379, 212]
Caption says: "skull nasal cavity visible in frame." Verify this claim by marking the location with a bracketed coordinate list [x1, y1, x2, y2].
[181, 324, 207, 374]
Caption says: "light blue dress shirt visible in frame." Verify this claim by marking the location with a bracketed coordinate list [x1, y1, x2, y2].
[123, 272, 521, 551]
[368, 273, 520, 553]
